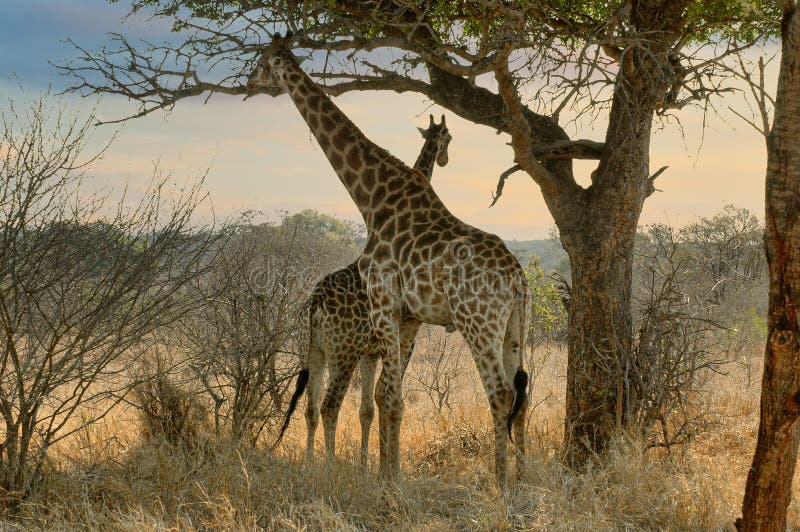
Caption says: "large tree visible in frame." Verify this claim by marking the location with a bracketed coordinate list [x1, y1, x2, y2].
[739, 1, 800, 529]
[63, 1, 779, 465]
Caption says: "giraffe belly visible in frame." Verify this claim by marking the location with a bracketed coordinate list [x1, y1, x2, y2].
[401, 289, 452, 326]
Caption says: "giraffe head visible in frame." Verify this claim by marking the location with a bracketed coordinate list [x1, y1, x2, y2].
[417, 114, 452, 167]
[247, 32, 297, 93]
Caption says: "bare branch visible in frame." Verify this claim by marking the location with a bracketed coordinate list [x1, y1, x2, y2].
[534, 138, 605, 160]
[489, 138, 603, 205]
[494, 56, 567, 196]
[490, 165, 522, 207]
[645, 165, 669, 197]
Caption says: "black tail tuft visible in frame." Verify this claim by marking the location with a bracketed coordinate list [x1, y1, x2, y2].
[271, 368, 309, 451]
[507, 369, 529, 439]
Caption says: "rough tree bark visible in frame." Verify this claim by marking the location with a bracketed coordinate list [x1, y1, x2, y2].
[740, 2, 800, 529]
[494, 1, 689, 463]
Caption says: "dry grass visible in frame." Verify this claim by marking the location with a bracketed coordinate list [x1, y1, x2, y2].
[5, 334, 798, 531]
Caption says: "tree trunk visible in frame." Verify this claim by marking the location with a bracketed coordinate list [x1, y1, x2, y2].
[554, 43, 664, 463]
[562, 223, 636, 461]
[485, 2, 688, 465]
[740, 4, 800, 530]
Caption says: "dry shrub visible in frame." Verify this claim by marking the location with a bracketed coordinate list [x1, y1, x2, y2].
[629, 224, 733, 450]
[21, 442, 502, 530]
[511, 436, 731, 530]
[0, 95, 220, 504]
[406, 326, 469, 415]
[17, 430, 741, 531]
[410, 423, 492, 478]
[133, 375, 208, 450]
[180, 212, 361, 446]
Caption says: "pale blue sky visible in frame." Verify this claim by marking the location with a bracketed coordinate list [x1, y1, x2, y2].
[0, 1, 769, 239]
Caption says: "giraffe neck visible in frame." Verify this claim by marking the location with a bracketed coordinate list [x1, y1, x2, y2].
[279, 65, 422, 229]
[413, 140, 438, 181]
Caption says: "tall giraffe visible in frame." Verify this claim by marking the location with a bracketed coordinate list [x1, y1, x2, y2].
[248, 34, 530, 488]
[273, 115, 453, 467]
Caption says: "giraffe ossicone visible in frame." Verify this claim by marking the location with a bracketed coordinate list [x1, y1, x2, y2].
[248, 33, 531, 489]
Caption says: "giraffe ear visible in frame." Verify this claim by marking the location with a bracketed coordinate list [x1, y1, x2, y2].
[417, 127, 427, 137]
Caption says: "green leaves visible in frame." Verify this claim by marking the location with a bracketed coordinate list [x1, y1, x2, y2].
[113, 0, 781, 51]
[525, 255, 567, 345]
[685, 0, 781, 42]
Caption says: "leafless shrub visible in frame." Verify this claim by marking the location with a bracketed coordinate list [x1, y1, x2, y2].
[179, 212, 360, 445]
[133, 374, 207, 450]
[407, 326, 469, 415]
[0, 95, 220, 504]
[410, 423, 491, 477]
[626, 225, 731, 450]
[679, 206, 768, 377]
[130, 347, 208, 450]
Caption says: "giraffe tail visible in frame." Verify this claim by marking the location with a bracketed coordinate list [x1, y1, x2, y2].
[507, 277, 531, 438]
[271, 368, 309, 451]
[507, 370, 529, 438]
[271, 294, 319, 451]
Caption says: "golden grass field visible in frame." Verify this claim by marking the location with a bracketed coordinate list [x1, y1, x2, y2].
[9, 332, 798, 531]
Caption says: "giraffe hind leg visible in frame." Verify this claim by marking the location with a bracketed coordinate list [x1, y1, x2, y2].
[304, 340, 325, 462]
[320, 351, 359, 462]
[503, 288, 530, 478]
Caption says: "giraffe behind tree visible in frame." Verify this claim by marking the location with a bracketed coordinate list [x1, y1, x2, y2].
[248, 33, 530, 489]
[272, 115, 453, 467]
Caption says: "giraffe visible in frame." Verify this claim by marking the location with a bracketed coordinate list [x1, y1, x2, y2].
[247, 33, 530, 488]
[272, 115, 453, 467]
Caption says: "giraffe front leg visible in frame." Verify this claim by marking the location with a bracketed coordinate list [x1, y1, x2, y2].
[362, 259, 420, 481]
[359, 354, 378, 468]
[374, 367, 388, 471]
[376, 338, 403, 481]
[375, 318, 420, 480]
[369, 325, 409, 480]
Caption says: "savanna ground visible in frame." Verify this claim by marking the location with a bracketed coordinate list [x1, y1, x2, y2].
[6, 332, 792, 531]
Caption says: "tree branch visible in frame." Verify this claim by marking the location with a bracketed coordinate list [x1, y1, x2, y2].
[494, 56, 576, 196]
[534, 139, 605, 160]
[490, 165, 522, 207]
[646, 165, 669, 197]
